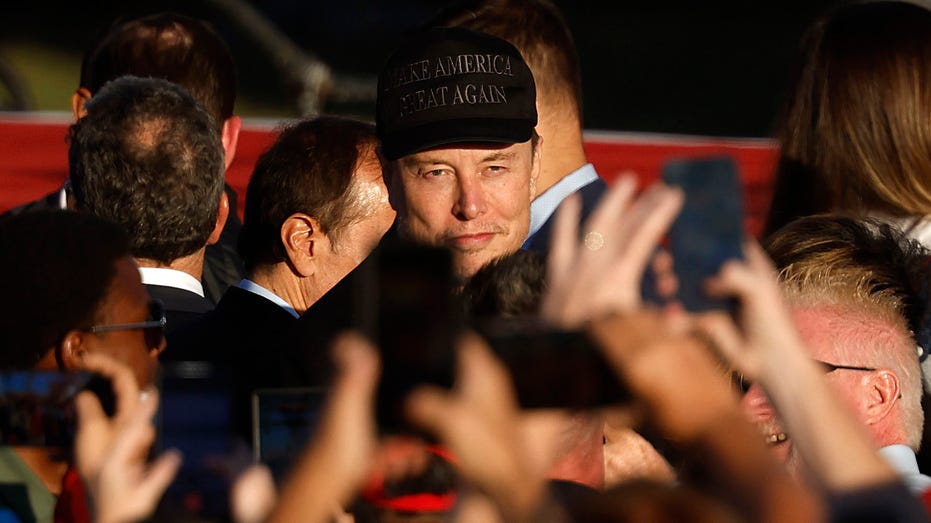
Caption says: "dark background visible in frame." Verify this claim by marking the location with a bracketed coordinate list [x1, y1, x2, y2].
[1, 1, 836, 136]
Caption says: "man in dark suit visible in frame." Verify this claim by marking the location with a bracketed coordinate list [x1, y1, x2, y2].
[170, 116, 395, 444]
[7, 12, 244, 304]
[69, 76, 227, 337]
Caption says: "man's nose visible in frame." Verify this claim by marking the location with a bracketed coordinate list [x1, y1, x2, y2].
[453, 176, 487, 220]
[740, 383, 777, 423]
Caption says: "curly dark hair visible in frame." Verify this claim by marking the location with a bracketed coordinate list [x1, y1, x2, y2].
[460, 249, 547, 319]
[0, 210, 130, 369]
[69, 76, 225, 264]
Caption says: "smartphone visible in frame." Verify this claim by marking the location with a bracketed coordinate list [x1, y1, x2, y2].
[475, 318, 630, 409]
[661, 156, 745, 312]
[252, 387, 327, 484]
[353, 241, 460, 432]
[0, 370, 93, 447]
[155, 361, 250, 520]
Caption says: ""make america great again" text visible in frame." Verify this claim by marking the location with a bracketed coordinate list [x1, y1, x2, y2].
[387, 54, 516, 117]
[384, 54, 514, 90]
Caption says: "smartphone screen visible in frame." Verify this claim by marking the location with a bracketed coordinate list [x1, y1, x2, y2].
[661, 156, 745, 312]
[155, 361, 248, 520]
[0, 371, 92, 447]
[252, 387, 327, 484]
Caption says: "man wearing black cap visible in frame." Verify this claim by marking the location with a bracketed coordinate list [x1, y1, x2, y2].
[377, 27, 540, 279]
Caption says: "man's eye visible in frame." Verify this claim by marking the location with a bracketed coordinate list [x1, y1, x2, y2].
[485, 165, 507, 175]
[424, 168, 446, 177]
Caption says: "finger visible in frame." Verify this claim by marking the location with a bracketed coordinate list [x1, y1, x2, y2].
[331, 331, 381, 399]
[455, 332, 518, 413]
[78, 353, 140, 424]
[404, 385, 457, 440]
[546, 192, 582, 293]
[134, 449, 183, 511]
[74, 390, 106, 430]
[231, 464, 278, 523]
[109, 389, 160, 463]
[744, 239, 778, 274]
[581, 174, 637, 237]
[611, 185, 683, 275]
[703, 258, 758, 300]
[692, 312, 751, 374]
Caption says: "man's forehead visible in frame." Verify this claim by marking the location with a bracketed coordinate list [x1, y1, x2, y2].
[789, 303, 907, 358]
[399, 141, 529, 165]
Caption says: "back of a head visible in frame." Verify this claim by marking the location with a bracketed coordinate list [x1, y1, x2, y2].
[0, 210, 130, 369]
[779, 1, 931, 218]
[426, 0, 583, 119]
[238, 116, 379, 273]
[460, 249, 546, 319]
[69, 76, 225, 265]
[80, 12, 237, 128]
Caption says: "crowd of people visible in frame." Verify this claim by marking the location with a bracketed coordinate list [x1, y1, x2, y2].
[3, 0, 931, 521]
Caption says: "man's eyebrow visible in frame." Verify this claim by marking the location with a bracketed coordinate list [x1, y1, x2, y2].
[400, 155, 446, 167]
[481, 150, 517, 163]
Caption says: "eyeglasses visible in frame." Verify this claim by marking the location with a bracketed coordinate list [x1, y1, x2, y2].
[85, 300, 166, 351]
[731, 359, 877, 395]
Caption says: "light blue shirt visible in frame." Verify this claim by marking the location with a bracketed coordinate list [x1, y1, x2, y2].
[238, 279, 300, 319]
[525, 163, 600, 246]
[879, 444, 931, 495]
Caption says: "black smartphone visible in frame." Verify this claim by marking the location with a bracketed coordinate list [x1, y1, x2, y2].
[353, 241, 460, 432]
[0, 370, 93, 447]
[475, 318, 630, 409]
[252, 387, 327, 484]
[154, 361, 250, 521]
[661, 156, 745, 312]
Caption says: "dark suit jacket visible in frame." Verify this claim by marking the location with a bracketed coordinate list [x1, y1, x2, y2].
[167, 286, 300, 445]
[523, 177, 609, 255]
[145, 284, 213, 338]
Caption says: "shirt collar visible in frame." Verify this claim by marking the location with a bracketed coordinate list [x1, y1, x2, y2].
[138, 267, 205, 297]
[527, 163, 600, 240]
[238, 279, 300, 319]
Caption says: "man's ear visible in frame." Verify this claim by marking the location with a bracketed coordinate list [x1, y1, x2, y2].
[207, 192, 230, 246]
[57, 329, 88, 372]
[221, 116, 242, 171]
[71, 88, 92, 121]
[863, 369, 901, 425]
[530, 134, 543, 199]
[281, 213, 321, 277]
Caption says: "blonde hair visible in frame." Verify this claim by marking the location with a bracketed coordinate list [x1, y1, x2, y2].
[769, 1, 931, 236]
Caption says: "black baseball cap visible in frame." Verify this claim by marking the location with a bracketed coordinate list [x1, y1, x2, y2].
[376, 27, 537, 161]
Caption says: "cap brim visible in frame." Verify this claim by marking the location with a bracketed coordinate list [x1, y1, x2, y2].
[381, 118, 535, 161]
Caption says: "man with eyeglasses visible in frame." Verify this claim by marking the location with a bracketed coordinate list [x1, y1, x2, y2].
[0, 210, 166, 522]
[742, 215, 931, 494]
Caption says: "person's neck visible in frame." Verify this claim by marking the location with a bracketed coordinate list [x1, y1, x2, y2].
[13, 447, 68, 495]
[535, 100, 589, 196]
[249, 264, 315, 315]
[136, 249, 205, 281]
